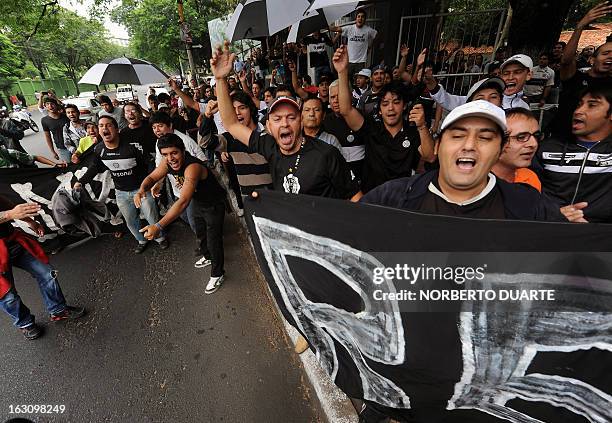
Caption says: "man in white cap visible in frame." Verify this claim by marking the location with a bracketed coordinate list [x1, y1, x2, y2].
[422, 55, 531, 110]
[210, 42, 358, 200]
[361, 100, 567, 221]
[424, 75, 506, 111]
[353, 68, 371, 103]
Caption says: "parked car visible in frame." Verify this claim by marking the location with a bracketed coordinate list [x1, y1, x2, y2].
[116, 86, 137, 103]
[62, 97, 101, 121]
[147, 84, 169, 97]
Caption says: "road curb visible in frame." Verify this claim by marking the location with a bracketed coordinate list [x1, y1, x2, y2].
[239, 215, 358, 423]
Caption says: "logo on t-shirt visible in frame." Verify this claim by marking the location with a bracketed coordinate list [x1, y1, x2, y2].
[283, 173, 301, 194]
[402, 139, 411, 148]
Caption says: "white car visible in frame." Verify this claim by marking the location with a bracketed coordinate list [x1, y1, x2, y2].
[147, 85, 169, 97]
[116, 86, 137, 102]
[79, 91, 98, 98]
[62, 97, 101, 121]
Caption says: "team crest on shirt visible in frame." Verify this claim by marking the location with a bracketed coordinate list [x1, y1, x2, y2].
[347, 134, 355, 143]
[402, 139, 411, 148]
[283, 173, 301, 194]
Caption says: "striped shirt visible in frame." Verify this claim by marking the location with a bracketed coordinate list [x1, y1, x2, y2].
[199, 117, 272, 195]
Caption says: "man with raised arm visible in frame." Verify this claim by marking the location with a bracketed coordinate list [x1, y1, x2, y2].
[333, 45, 436, 194]
[210, 42, 358, 200]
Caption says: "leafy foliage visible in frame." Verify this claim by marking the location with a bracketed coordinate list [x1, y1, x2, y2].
[111, 0, 237, 71]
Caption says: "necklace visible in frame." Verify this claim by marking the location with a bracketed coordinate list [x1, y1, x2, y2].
[287, 139, 305, 174]
[283, 139, 305, 194]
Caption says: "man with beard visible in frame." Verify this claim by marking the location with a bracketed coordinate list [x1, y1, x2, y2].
[62, 104, 87, 156]
[334, 45, 435, 194]
[120, 102, 157, 166]
[536, 86, 612, 223]
[212, 41, 358, 199]
[74, 116, 168, 253]
[137, 134, 227, 294]
[361, 100, 566, 221]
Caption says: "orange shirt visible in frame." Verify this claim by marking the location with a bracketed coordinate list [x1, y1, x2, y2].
[514, 168, 541, 192]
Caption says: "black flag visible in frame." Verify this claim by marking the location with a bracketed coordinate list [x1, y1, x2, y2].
[245, 190, 612, 423]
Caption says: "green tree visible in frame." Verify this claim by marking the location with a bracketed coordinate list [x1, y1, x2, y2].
[111, 0, 235, 70]
[0, 34, 25, 98]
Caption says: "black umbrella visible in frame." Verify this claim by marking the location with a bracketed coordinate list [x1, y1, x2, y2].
[287, 2, 357, 43]
[225, 0, 312, 42]
[78, 57, 168, 85]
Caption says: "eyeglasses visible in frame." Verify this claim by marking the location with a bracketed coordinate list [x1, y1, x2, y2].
[508, 131, 544, 143]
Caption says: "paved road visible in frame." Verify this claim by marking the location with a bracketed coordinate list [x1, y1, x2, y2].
[0, 216, 321, 422]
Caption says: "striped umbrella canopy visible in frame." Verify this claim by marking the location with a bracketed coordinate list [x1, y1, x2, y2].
[225, 0, 312, 42]
[78, 57, 169, 85]
[287, 2, 358, 43]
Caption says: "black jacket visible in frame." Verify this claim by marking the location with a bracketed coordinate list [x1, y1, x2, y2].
[361, 170, 565, 222]
[535, 134, 612, 223]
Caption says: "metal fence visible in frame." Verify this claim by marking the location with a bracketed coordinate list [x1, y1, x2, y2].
[397, 8, 506, 96]
[5, 79, 111, 107]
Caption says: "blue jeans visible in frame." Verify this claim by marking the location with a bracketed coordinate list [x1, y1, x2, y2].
[0, 245, 66, 328]
[57, 148, 72, 163]
[115, 189, 164, 243]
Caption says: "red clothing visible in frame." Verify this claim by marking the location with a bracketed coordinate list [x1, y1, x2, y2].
[0, 230, 48, 298]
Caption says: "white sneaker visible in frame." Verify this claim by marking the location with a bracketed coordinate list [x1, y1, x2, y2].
[195, 257, 212, 268]
[205, 275, 225, 294]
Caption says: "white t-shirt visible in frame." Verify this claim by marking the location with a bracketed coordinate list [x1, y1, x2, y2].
[524, 66, 555, 97]
[342, 24, 377, 64]
[198, 102, 226, 134]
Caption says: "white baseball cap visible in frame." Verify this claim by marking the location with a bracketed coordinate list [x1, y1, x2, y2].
[440, 100, 507, 132]
[356, 69, 371, 78]
[501, 54, 533, 70]
[466, 77, 505, 101]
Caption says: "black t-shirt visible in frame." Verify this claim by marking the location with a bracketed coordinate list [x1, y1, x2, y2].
[248, 132, 358, 199]
[552, 72, 612, 137]
[120, 123, 157, 165]
[415, 179, 506, 219]
[303, 33, 332, 68]
[167, 153, 226, 207]
[323, 113, 365, 148]
[0, 195, 14, 239]
[357, 116, 421, 193]
[41, 114, 70, 150]
[80, 139, 148, 192]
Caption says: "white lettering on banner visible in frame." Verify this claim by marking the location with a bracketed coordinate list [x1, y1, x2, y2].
[252, 217, 612, 419]
[253, 216, 410, 409]
[9, 169, 123, 236]
[11, 182, 59, 232]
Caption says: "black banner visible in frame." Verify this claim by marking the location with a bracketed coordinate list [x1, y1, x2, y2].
[0, 151, 121, 248]
[245, 190, 612, 423]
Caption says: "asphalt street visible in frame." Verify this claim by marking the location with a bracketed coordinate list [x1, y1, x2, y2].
[1, 112, 322, 421]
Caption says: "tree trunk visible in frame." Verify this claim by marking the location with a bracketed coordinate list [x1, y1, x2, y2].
[508, 0, 576, 57]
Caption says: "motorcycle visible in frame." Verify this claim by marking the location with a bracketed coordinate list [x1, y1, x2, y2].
[9, 106, 39, 133]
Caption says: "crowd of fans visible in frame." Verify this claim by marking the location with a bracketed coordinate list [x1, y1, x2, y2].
[0, 9, 611, 420]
